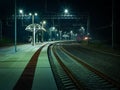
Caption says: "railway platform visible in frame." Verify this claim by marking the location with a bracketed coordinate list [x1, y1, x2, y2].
[0, 43, 57, 90]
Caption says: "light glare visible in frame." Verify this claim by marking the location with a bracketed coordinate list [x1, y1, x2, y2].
[43, 21, 46, 24]
[29, 13, 32, 16]
[64, 9, 68, 14]
[35, 13, 37, 16]
[19, 9, 23, 14]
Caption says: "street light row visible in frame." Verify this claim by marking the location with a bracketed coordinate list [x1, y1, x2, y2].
[19, 9, 47, 46]
[29, 13, 38, 16]
[19, 8, 69, 16]
[19, 9, 38, 16]
[19, 9, 46, 27]
[18, 8, 70, 42]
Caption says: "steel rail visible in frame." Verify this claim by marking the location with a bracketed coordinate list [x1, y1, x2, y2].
[52, 44, 85, 90]
[61, 46, 120, 89]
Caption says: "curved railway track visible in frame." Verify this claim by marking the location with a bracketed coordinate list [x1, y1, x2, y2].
[48, 43, 120, 90]
[48, 44, 84, 90]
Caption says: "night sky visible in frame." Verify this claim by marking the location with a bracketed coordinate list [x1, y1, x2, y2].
[0, 0, 113, 19]
[0, 0, 120, 47]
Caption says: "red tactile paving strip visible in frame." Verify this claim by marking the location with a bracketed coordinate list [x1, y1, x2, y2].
[13, 46, 44, 90]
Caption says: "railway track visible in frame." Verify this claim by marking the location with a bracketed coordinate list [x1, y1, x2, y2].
[48, 44, 84, 90]
[48, 43, 120, 90]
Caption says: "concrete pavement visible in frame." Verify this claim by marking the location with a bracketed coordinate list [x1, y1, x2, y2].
[0, 43, 57, 90]
[32, 44, 57, 90]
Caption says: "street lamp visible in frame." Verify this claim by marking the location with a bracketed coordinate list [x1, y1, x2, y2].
[29, 13, 38, 46]
[14, 0, 17, 52]
[40, 20, 46, 27]
[19, 9, 23, 14]
[34, 13, 38, 16]
[19, 9, 24, 26]
[70, 30, 73, 40]
[43, 20, 46, 25]
[40, 20, 46, 42]
[29, 12, 37, 24]
[64, 9, 69, 14]
[59, 30, 62, 40]
[52, 26, 55, 30]
[29, 13, 32, 16]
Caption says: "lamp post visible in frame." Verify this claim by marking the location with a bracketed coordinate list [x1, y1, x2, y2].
[40, 20, 46, 42]
[0, 20, 2, 40]
[70, 30, 73, 40]
[19, 9, 23, 26]
[112, 0, 114, 48]
[29, 13, 38, 46]
[87, 13, 90, 35]
[59, 30, 62, 40]
[14, 0, 17, 52]
[14, 2, 24, 52]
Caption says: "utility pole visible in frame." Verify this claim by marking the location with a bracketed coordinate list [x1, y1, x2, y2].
[87, 13, 90, 45]
[112, 0, 114, 48]
[87, 13, 90, 35]
[32, 15, 35, 46]
[15, 0, 17, 52]
[0, 20, 2, 40]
